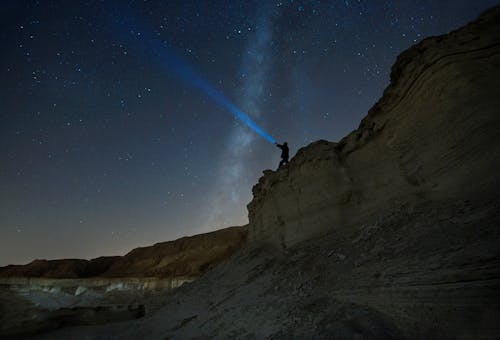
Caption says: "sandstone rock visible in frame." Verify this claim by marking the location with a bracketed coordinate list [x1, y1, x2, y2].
[248, 6, 500, 248]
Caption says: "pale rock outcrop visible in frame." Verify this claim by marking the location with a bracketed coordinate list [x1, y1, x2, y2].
[248, 6, 500, 248]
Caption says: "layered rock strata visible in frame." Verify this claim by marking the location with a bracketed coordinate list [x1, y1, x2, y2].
[248, 6, 500, 248]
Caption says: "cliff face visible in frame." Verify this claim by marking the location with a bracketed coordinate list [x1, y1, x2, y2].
[0, 226, 247, 278]
[248, 6, 500, 248]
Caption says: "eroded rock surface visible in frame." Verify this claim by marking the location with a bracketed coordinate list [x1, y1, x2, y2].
[248, 6, 500, 248]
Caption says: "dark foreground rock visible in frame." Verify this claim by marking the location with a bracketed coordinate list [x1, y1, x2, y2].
[0, 287, 145, 340]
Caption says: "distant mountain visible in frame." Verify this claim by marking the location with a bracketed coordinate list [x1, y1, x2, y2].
[0, 226, 247, 278]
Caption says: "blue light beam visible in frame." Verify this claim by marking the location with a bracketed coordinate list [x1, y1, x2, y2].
[108, 14, 276, 144]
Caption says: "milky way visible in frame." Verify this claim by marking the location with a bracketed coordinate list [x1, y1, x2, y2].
[1, 0, 499, 265]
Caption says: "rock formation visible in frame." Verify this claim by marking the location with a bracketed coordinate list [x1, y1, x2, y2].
[102, 225, 247, 277]
[248, 6, 500, 248]
[0, 226, 247, 278]
[0, 257, 120, 279]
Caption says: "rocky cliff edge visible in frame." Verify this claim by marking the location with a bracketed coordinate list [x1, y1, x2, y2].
[248, 6, 500, 248]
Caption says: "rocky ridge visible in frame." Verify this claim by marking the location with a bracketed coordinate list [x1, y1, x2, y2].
[0, 226, 247, 278]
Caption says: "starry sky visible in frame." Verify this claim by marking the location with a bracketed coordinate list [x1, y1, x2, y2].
[1, 0, 499, 265]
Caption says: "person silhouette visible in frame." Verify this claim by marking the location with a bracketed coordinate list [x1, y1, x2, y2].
[275, 142, 289, 169]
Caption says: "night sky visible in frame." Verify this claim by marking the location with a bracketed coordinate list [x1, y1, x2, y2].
[1, 1, 499, 265]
